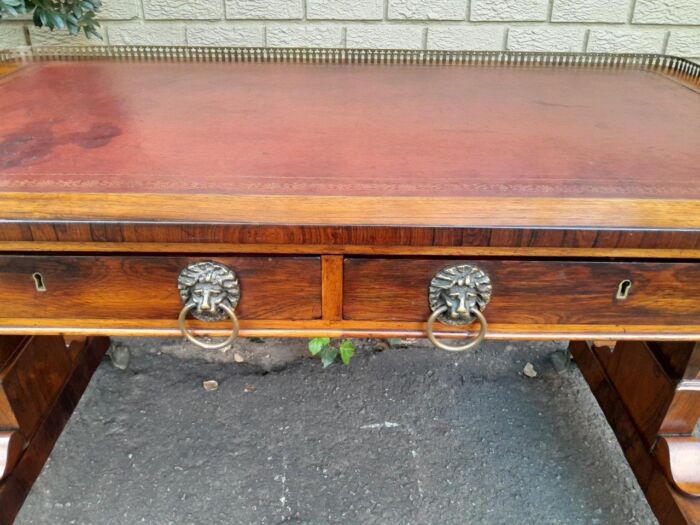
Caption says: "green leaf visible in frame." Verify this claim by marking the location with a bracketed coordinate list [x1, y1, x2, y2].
[339, 340, 356, 365]
[319, 346, 339, 368]
[85, 28, 103, 40]
[2, 0, 103, 38]
[51, 12, 66, 30]
[308, 337, 330, 356]
[34, 7, 46, 27]
[0, 0, 23, 13]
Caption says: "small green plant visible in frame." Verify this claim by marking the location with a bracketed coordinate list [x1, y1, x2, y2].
[0, 0, 102, 39]
[308, 338, 356, 367]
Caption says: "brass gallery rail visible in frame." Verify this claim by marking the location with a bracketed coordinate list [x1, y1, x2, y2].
[1, 46, 699, 90]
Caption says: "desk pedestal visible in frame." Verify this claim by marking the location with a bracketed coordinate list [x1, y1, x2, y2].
[0, 336, 109, 525]
[571, 341, 700, 525]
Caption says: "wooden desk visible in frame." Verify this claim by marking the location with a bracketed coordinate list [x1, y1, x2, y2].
[0, 47, 698, 524]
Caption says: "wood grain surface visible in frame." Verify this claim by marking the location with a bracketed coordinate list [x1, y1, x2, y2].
[0, 318, 697, 341]
[588, 341, 700, 500]
[0, 336, 109, 525]
[589, 341, 678, 446]
[0, 337, 27, 371]
[344, 258, 700, 326]
[0, 194, 699, 251]
[0, 255, 322, 321]
[655, 437, 700, 497]
[0, 335, 72, 438]
[1, 193, 700, 229]
[0, 255, 697, 338]
[321, 255, 343, 321]
[1, 242, 700, 260]
[571, 341, 700, 525]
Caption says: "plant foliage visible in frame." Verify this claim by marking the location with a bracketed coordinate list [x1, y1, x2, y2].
[308, 338, 356, 367]
[0, 0, 102, 39]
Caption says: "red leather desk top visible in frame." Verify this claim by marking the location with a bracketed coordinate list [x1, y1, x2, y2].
[1, 61, 698, 199]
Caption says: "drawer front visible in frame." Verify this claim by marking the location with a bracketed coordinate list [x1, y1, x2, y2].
[0, 256, 321, 320]
[343, 258, 700, 326]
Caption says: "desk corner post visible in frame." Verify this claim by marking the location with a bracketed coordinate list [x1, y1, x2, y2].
[0, 335, 110, 525]
[570, 340, 700, 525]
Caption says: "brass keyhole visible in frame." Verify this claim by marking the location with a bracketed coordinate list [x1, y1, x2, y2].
[616, 279, 632, 300]
[32, 272, 47, 292]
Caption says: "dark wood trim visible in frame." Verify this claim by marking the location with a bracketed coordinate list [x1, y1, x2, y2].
[0, 336, 109, 525]
[321, 256, 343, 322]
[344, 258, 700, 327]
[1, 242, 700, 260]
[571, 341, 700, 525]
[0, 221, 696, 252]
[655, 437, 700, 498]
[0, 318, 697, 341]
[0, 336, 74, 437]
[0, 194, 699, 252]
[0, 255, 323, 322]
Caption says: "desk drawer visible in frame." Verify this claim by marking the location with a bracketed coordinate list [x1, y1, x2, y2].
[343, 258, 700, 327]
[0, 256, 321, 320]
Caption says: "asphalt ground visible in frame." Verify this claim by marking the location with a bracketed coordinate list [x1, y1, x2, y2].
[16, 338, 662, 524]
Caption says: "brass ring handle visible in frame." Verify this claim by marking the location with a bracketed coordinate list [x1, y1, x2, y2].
[178, 302, 240, 350]
[426, 305, 488, 352]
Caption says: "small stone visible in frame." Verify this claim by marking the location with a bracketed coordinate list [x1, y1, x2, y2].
[233, 352, 245, 363]
[549, 349, 571, 374]
[107, 343, 130, 370]
[244, 383, 256, 393]
[387, 338, 419, 348]
[202, 380, 219, 391]
[523, 362, 538, 378]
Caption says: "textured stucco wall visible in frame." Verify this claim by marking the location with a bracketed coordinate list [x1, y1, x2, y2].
[0, 0, 698, 58]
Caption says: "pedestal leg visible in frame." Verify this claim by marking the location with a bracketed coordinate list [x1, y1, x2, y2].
[571, 340, 700, 525]
[0, 335, 109, 525]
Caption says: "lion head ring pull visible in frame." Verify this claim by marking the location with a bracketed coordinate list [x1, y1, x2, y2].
[427, 264, 492, 352]
[177, 262, 241, 350]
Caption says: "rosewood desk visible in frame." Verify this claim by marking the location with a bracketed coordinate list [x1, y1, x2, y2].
[0, 47, 698, 524]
